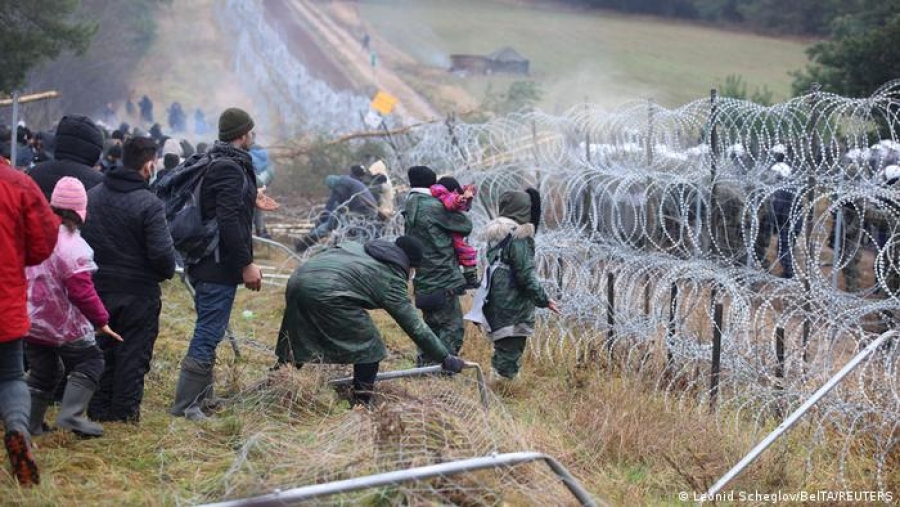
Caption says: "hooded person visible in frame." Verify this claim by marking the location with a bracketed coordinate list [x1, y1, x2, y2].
[295, 174, 379, 252]
[367, 160, 395, 218]
[476, 189, 558, 380]
[249, 143, 275, 238]
[403, 165, 473, 361]
[275, 236, 466, 405]
[28, 115, 104, 201]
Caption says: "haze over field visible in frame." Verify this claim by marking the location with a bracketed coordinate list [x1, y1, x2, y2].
[359, 0, 811, 110]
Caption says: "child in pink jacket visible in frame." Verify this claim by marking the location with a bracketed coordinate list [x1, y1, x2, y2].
[25, 177, 121, 438]
[431, 176, 479, 289]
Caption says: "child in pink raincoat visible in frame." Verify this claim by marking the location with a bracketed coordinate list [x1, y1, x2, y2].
[430, 176, 479, 289]
[25, 177, 121, 437]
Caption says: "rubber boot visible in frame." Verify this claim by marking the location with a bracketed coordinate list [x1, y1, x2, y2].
[170, 357, 212, 421]
[56, 373, 103, 437]
[200, 368, 224, 412]
[4, 430, 39, 487]
[28, 389, 53, 436]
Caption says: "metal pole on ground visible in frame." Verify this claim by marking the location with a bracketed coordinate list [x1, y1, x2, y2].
[199, 452, 601, 507]
[703, 330, 896, 501]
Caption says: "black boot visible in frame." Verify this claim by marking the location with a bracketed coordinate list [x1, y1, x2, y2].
[463, 267, 480, 289]
[56, 373, 103, 437]
[28, 389, 53, 436]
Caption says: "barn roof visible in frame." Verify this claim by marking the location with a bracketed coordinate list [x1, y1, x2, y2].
[488, 46, 528, 63]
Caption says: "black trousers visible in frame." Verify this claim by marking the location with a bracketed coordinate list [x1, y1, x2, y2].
[25, 339, 104, 393]
[286, 362, 380, 405]
[88, 292, 162, 423]
[352, 362, 380, 405]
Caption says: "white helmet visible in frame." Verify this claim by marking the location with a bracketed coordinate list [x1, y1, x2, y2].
[726, 143, 745, 157]
[770, 162, 792, 178]
[884, 164, 900, 181]
[771, 143, 787, 155]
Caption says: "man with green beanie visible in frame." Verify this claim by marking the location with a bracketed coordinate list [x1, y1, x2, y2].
[478, 189, 559, 379]
[171, 107, 272, 420]
[403, 166, 473, 362]
[275, 236, 466, 404]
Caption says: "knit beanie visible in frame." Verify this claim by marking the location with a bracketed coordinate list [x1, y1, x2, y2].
[436, 176, 461, 193]
[408, 165, 436, 188]
[394, 235, 424, 268]
[218, 107, 255, 141]
[51, 176, 88, 222]
[498, 190, 532, 225]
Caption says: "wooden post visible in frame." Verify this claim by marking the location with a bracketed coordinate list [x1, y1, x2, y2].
[0, 90, 60, 107]
[709, 298, 723, 412]
[10, 91, 18, 167]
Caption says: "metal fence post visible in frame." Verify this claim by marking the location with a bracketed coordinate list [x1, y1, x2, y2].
[709, 298, 723, 412]
[606, 272, 615, 357]
[666, 283, 678, 369]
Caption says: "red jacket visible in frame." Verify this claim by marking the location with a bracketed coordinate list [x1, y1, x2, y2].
[0, 159, 59, 342]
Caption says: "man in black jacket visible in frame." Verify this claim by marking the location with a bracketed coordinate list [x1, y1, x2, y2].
[170, 107, 264, 420]
[28, 115, 104, 200]
[82, 136, 177, 423]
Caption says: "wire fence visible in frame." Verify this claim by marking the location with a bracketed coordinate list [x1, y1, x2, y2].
[287, 83, 900, 489]
[212, 2, 900, 489]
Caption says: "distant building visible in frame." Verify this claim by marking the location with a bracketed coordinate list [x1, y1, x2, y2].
[450, 46, 529, 76]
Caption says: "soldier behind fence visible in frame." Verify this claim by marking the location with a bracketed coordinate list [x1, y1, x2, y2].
[865, 165, 900, 332]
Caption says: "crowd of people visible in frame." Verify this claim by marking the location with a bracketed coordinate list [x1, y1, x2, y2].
[1, 105, 556, 488]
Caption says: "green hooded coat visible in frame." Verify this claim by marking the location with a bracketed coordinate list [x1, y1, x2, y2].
[403, 190, 473, 294]
[275, 241, 450, 365]
[482, 192, 550, 340]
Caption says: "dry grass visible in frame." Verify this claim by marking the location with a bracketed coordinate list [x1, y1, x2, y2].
[1, 247, 894, 505]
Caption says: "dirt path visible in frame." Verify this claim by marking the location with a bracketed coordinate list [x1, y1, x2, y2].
[286, 0, 440, 120]
[263, 1, 357, 92]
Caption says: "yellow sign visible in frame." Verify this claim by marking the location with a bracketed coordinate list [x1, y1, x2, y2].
[371, 90, 399, 115]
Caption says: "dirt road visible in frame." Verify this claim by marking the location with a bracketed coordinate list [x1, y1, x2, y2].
[283, 0, 440, 121]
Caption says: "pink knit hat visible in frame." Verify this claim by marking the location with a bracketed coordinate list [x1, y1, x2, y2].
[50, 177, 88, 222]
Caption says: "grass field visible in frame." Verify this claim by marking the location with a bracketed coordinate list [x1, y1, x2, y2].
[359, 0, 812, 110]
[1, 242, 890, 505]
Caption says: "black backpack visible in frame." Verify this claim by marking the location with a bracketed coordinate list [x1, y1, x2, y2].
[154, 152, 223, 265]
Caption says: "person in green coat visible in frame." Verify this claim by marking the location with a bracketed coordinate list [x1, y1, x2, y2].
[481, 189, 559, 379]
[403, 166, 474, 361]
[275, 236, 466, 404]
